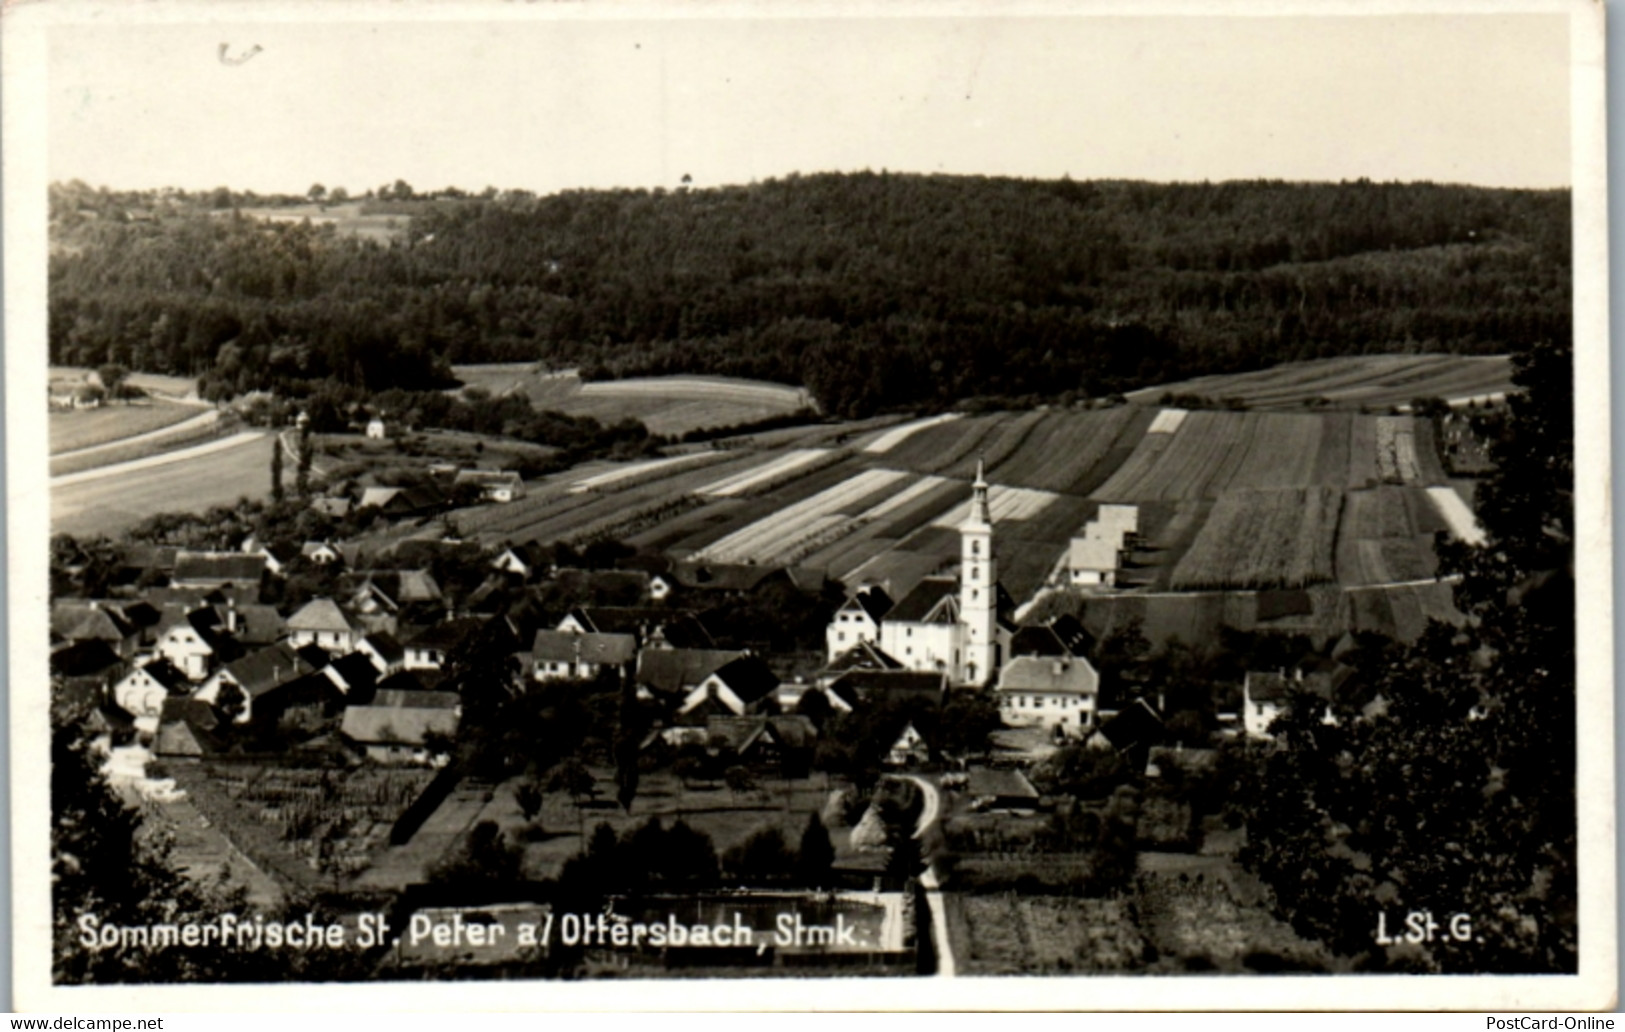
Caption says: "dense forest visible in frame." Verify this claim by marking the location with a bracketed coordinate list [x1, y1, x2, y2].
[48, 174, 1570, 417]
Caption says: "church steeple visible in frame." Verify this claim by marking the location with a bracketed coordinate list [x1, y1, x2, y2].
[959, 458, 997, 686]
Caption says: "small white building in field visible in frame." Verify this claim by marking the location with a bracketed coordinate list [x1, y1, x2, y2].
[1068, 504, 1139, 587]
[366, 416, 388, 440]
[454, 469, 525, 503]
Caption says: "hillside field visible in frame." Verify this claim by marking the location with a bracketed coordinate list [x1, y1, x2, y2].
[1125, 354, 1514, 410]
[49, 402, 202, 455]
[450, 365, 813, 436]
[52, 433, 276, 538]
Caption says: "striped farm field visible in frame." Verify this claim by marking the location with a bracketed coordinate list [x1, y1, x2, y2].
[693, 468, 913, 565]
[1169, 487, 1342, 590]
[981, 408, 1152, 495]
[1426, 486, 1487, 545]
[1093, 412, 1325, 501]
[50, 402, 203, 455]
[694, 449, 836, 497]
[862, 414, 963, 453]
[1334, 486, 1447, 586]
[1125, 354, 1515, 410]
[567, 451, 731, 493]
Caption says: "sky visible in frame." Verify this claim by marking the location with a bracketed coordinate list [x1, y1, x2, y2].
[47, 11, 1573, 195]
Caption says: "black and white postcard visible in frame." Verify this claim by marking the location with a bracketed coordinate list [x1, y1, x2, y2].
[5, 0, 1614, 1011]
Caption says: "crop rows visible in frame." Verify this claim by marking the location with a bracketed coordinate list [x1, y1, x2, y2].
[1124, 354, 1515, 410]
[1169, 487, 1342, 590]
[930, 485, 1059, 527]
[1093, 412, 1324, 501]
[694, 448, 836, 497]
[861, 413, 963, 454]
[879, 414, 1005, 475]
[982, 408, 1150, 495]
[577, 375, 807, 407]
[693, 468, 910, 564]
[1374, 416, 1422, 483]
[567, 451, 730, 493]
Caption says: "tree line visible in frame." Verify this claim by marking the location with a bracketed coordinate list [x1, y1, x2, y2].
[50, 173, 1569, 418]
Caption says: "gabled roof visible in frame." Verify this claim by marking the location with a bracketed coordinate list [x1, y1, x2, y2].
[454, 469, 522, 488]
[232, 603, 287, 646]
[996, 655, 1098, 697]
[51, 602, 133, 643]
[121, 544, 179, 571]
[51, 639, 123, 679]
[966, 768, 1039, 801]
[287, 598, 354, 633]
[827, 669, 947, 709]
[704, 715, 770, 754]
[326, 652, 380, 692]
[1245, 666, 1356, 704]
[1008, 625, 1072, 659]
[532, 630, 637, 666]
[310, 497, 352, 518]
[349, 570, 444, 609]
[402, 616, 486, 653]
[264, 541, 302, 565]
[885, 577, 960, 624]
[842, 585, 894, 623]
[566, 606, 712, 647]
[822, 640, 904, 676]
[1097, 699, 1165, 752]
[341, 705, 459, 747]
[173, 551, 267, 584]
[300, 540, 343, 559]
[636, 648, 744, 696]
[219, 643, 319, 698]
[360, 631, 406, 666]
[707, 655, 780, 705]
[126, 658, 189, 694]
[159, 696, 219, 732]
[1048, 614, 1095, 656]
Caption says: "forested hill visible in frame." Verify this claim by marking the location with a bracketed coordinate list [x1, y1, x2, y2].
[49, 174, 1570, 417]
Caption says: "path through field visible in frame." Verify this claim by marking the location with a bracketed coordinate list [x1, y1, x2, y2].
[52, 430, 267, 487]
[52, 407, 220, 460]
[51, 432, 277, 538]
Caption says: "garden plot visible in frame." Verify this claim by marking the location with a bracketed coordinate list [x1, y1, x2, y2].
[694, 449, 835, 497]
[952, 893, 1148, 974]
[1170, 487, 1342, 590]
[861, 413, 962, 453]
[1375, 416, 1423, 483]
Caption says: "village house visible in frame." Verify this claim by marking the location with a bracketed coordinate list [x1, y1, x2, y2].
[195, 642, 325, 724]
[153, 604, 238, 681]
[52, 601, 144, 659]
[675, 654, 781, 722]
[825, 585, 893, 662]
[153, 698, 222, 759]
[453, 469, 525, 503]
[561, 606, 715, 649]
[634, 647, 745, 707]
[1066, 504, 1139, 587]
[886, 721, 929, 767]
[1241, 667, 1351, 738]
[301, 540, 345, 566]
[366, 415, 389, 440]
[531, 629, 637, 682]
[995, 655, 1100, 736]
[112, 658, 190, 724]
[400, 617, 489, 671]
[286, 598, 363, 653]
[356, 631, 407, 676]
[322, 652, 382, 701]
[345, 570, 443, 617]
[340, 703, 459, 765]
[814, 668, 948, 718]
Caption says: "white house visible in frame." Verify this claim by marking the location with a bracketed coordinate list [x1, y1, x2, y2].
[1067, 504, 1138, 587]
[366, 416, 389, 440]
[675, 655, 780, 721]
[825, 585, 893, 662]
[286, 598, 361, 653]
[531, 630, 636, 682]
[153, 608, 226, 682]
[113, 659, 189, 722]
[454, 469, 525, 503]
[1242, 668, 1346, 738]
[995, 655, 1100, 736]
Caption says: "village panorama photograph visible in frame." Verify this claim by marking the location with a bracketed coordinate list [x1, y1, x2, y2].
[17, 2, 1604, 1003]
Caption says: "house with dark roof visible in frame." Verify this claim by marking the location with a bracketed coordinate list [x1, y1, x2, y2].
[51, 640, 125, 701]
[704, 714, 818, 773]
[825, 585, 894, 662]
[821, 669, 948, 714]
[371, 686, 460, 710]
[676, 654, 780, 722]
[635, 647, 745, 704]
[1009, 614, 1096, 662]
[230, 603, 287, 647]
[531, 630, 637, 682]
[154, 698, 222, 758]
[965, 768, 1041, 811]
[154, 605, 239, 682]
[401, 617, 488, 670]
[51, 601, 142, 658]
[195, 642, 322, 724]
[341, 703, 459, 765]
[1090, 699, 1166, 760]
[357, 631, 406, 676]
[112, 659, 190, 723]
[172, 551, 267, 590]
[1242, 666, 1353, 738]
[287, 598, 361, 653]
[322, 652, 381, 701]
[344, 570, 444, 616]
[817, 640, 904, 685]
[559, 607, 715, 649]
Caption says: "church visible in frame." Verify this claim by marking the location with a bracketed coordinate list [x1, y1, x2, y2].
[826, 462, 1014, 687]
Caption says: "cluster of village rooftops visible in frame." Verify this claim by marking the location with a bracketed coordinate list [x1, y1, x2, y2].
[52, 469, 1324, 768]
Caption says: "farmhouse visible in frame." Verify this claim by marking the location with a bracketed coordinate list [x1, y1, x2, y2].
[454, 469, 525, 503]
[634, 647, 745, 705]
[366, 416, 389, 440]
[345, 570, 443, 615]
[153, 698, 222, 759]
[1067, 504, 1139, 587]
[531, 630, 637, 682]
[675, 655, 780, 721]
[995, 656, 1100, 736]
[401, 617, 489, 670]
[341, 703, 459, 765]
[825, 585, 893, 662]
[195, 642, 324, 724]
[301, 540, 345, 566]
[112, 658, 189, 722]
[153, 605, 238, 681]
[356, 632, 407, 676]
[52, 601, 143, 658]
[1242, 667, 1351, 738]
[286, 598, 362, 653]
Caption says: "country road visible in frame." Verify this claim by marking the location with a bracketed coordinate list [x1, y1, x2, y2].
[51, 406, 221, 461]
[894, 773, 956, 977]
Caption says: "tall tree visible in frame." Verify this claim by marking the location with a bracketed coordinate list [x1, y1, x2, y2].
[270, 437, 285, 503]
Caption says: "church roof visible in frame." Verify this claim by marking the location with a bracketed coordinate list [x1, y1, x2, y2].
[886, 577, 961, 624]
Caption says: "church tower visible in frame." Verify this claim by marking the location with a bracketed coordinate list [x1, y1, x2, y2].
[959, 460, 998, 686]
